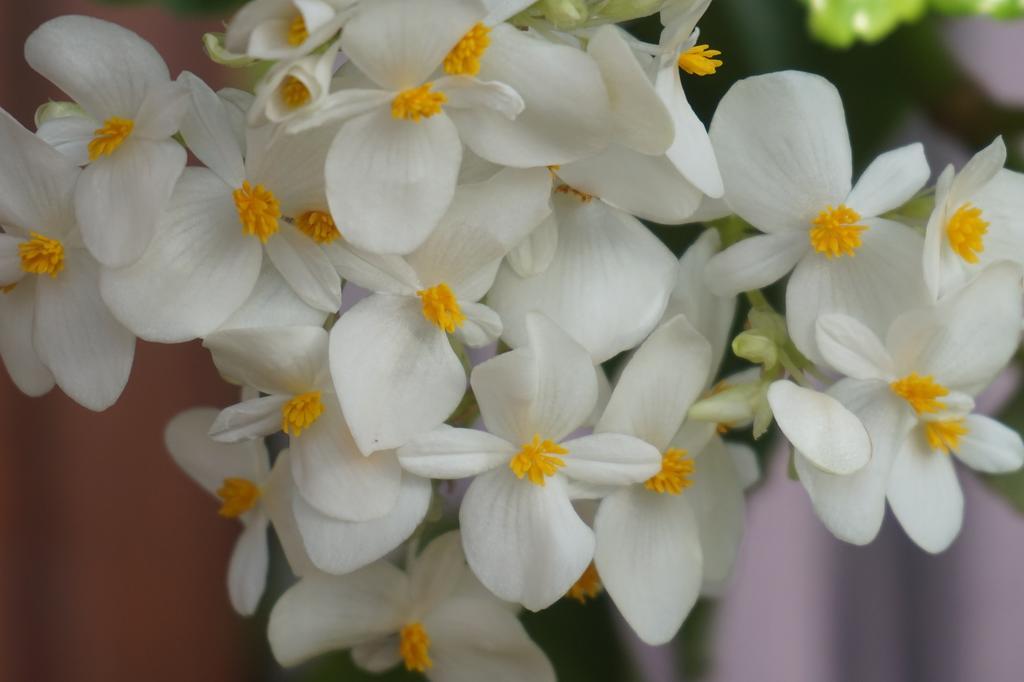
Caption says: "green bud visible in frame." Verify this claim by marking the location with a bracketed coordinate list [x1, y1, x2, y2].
[688, 383, 759, 426]
[752, 392, 774, 440]
[540, 0, 589, 27]
[203, 32, 259, 68]
[747, 308, 788, 342]
[34, 101, 85, 128]
[732, 331, 779, 369]
[595, 0, 664, 23]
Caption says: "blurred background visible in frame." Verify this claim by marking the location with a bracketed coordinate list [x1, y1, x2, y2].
[3, 0, 1024, 680]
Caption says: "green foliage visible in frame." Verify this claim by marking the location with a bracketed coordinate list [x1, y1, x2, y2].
[98, 0, 243, 15]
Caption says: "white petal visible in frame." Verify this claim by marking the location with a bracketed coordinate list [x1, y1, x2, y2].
[285, 88, 394, 134]
[655, 64, 722, 198]
[767, 380, 870, 475]
[710, 71, 852, 232]
[267, 564, 408, 666]
[341, 0, 483, 90]
[703, 231, 807, 297]
[815, 313, 894, 380]
[953, 414, 1024, 474]
[25, 16, 169, 119]
[75, 138, 185, 268]
[290, 402, 403, 521]
[325, 109, 461, 255]
[887, 428, 963, 553]
[489, 196, 677, 363]
[218, 261, 329, 331]
[99, 169, 263, 342]
[178, 72, 246, 187]
[460, 469, 594, 611]
[846, 143, 929, 218]
[210, 395, 291, 442]
[407, 531, 472, 611]
[134, 81, 190, 140]
[726, 441, 760, 490]
[264, 226, 341, 312]
[594, 486, 701, 645]
[351, 636, 402, 674]
[36, 114, 96, 166]
[454, 24, 612, 167]
[425, 597, 556, 682]
[35, 252, 134, 410]
[437, 76, 524, 120]
[455, 301, 503, 348]
[292, 471, 431, 574]
[262, 450, 316, 577]
[327, 242, 421, 295]
[228, 514, 269, 616]
[950, 136, 1006, 206]
[204, 325, 328, 395]
[688, 436, 745, 588]
[165, 407, 270, 494]
[0, 282, 54, 396]
[560, 433, 661, 486]
[597, 315, 712, 450]
[506, 212, 558, 278]
[247, 121, 341, 217]
[331, 294, 466, 454]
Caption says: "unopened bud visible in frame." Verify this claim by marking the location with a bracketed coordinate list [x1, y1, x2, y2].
[596, 0, 664, 22]
[34, 101, 85, 128]
[732, 331, 779, 369]
[688, 382, 760, 426]
[203, 32, 258, 68]
[541, 0, 589, 27]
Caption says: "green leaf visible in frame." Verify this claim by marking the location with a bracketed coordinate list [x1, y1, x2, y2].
[930, 0, 1024, 19]
[801, 0, 928, 48]
[97, 0, 244, 15]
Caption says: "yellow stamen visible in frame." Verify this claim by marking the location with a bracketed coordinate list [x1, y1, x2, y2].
[890, 373, 949, 414]
[280, 75, 312, 108]
[567, 563, 603, 604]
[19, 232, 65, 278]
[399, 623, 433, 673]
[416, 283, 465, 333]
[216, 477, 261, 518]
[287, 14, 308, 46]
[392, 83, 446, 121]
[555, 184, 593, 202]
[281, 391, 324, 437]
[295, 210, 340, 244]
[678, 44, 723, 76]
[88, 116, 134, 161]
[444, 23, 491, 76]
[233, 181, 281, 243]
[509, 434, 567, 486]
[644, 447, 695, 495]
[809, 205, 867, 258]
[946, 202, 988, 264]
[925, 419, 968, 454]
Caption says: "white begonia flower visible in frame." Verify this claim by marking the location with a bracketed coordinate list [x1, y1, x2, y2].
[553, 25, 708, 224]
[0, 109, 134, 411]
[398, 314, 662, 611]
[249, 41, 341, 126]
[329, 167, 552, 455]
[489, 188, 679, 363]
[268, 532, 555, 681]
[203, 325, 411, 525]
[805, 262, 1024, 551]
[704, 71, 932, 364]
[289, 0, 612, 255]
[27, 15, 188, 269]
[165, 407, 274, 616]
[101, 74, 342, 343]
[589, 315, 746, 645]
[225, 0, 356, 60]
[216, 262, 329, 333]
[923, 137, 1024, 301]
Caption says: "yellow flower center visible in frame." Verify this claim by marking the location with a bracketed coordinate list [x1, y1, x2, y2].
[280, 75, 312, 108]
[233, 181, 281, 243]
[392, 83, 446, 121]
[566, 563, 603, 604]
[19, 232, 65, 278]
[809, 204, 867, 258]
[216, 477, 261, 518]
[678, 44, 723, 76]
[287, 14, 308, 46]
[294, 210, 341, 244]
[509, 434, 567, 486]
[946, 202, 988, 264]
[281, 391, 324, 437]
[416, 283, 465, 333]
[890, 373, 949, 414]
[399, 622, 433, 673]
[444, 22, 491, 75]
[644, 447, 695, 495]
[88, 116, 134, 161]
[924, 419, 968, 454]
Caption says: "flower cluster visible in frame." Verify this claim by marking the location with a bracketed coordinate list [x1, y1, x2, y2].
[2, 0, 1023, 676]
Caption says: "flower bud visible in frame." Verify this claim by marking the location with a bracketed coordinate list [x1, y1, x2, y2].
[688, 382, 760, 426]
[540, 0, 589, 27]
[732, 330, 779, 369]
[596, 0, 665, 23]
[203, 32, 258, 68]
[34, 101, 84, 127]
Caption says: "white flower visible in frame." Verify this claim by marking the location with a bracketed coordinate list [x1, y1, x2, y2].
[249, 41, 341, 126]
[165, 407, 273, 615]
[805, 262, 1024, 551]
[705, 71, 932, 363]
[923, 137, 1024, 300]
[225, 0, 356, 60]
[268, 532, 555, 681]
[329, 167, 551, 454]
[101, 75, 341, 343]
[27, 16, 189, 268]
[398, 314, 661, 610]
[291, 0, 612, 254]
[0, 109, 134, 410]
